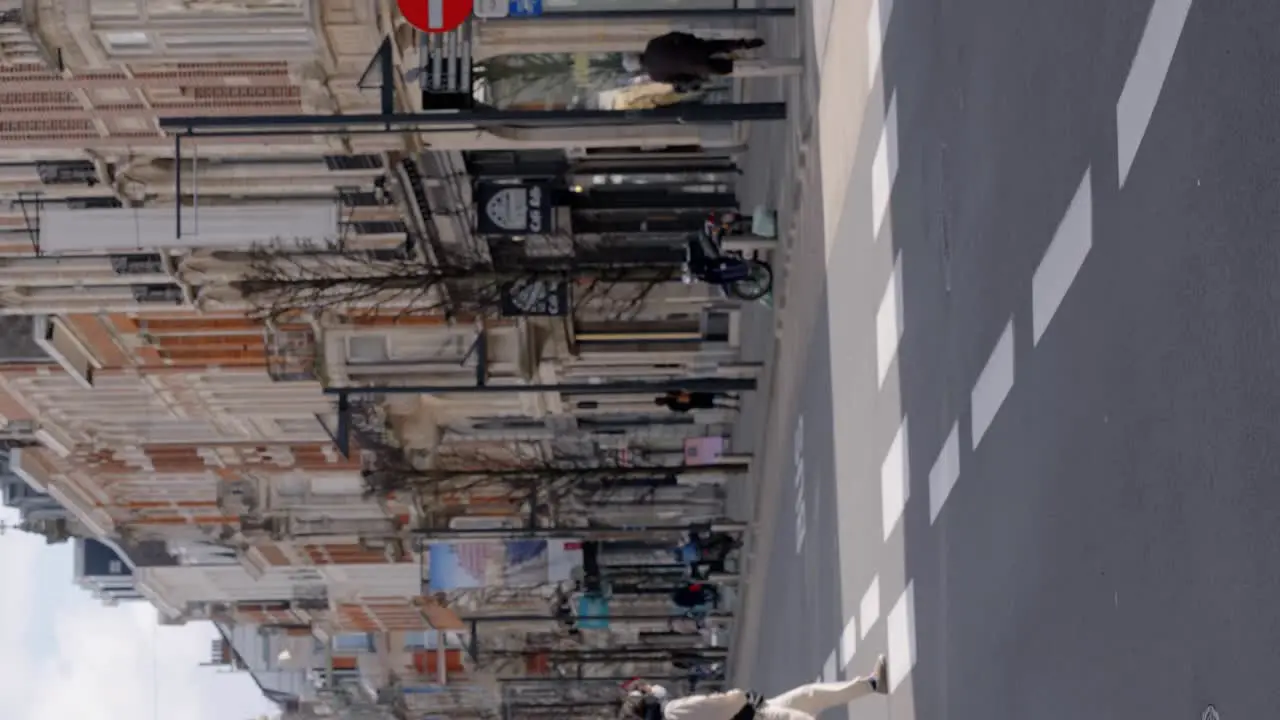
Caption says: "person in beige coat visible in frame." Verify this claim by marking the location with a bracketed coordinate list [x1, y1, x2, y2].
[620, 655, 887, 720]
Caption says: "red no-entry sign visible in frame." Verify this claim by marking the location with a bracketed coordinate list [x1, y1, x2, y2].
[397, 0, 474, 33]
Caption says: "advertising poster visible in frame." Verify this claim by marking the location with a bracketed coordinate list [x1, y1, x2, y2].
[427, 539, 582, 590]
[683, 436, 727, 465]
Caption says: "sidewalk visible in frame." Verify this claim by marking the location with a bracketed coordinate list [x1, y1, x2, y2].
[728, 0, 884, 689]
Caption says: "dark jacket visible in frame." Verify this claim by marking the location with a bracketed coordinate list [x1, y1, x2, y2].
[640, 32, 715, 86]
[660, 391, 716, 412]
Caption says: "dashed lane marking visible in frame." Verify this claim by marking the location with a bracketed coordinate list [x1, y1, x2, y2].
[971, 318, 1016, 450]
[1032, 167, 1094, 346]
[1117, 0, 1196, 187]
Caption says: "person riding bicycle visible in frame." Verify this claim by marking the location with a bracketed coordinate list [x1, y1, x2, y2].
[619, 656, 887, 720]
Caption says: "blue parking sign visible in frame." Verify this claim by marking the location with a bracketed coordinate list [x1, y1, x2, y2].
[509, 0, 542, 16]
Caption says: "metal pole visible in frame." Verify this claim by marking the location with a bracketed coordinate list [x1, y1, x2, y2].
[327, 377, 756, 397]
[173, 135, 181, 239]
[413, 522, 746, 541]
[485, 648, 728, 659]
[378, 37, 395, 116]
[191, 141, 199, 235]
[334, 393, 351, 457]
[392, 462, 749, 480]
[469, 613, 731, 623]
[499, 675, 700, 684]
[486, 8, 795, 20]
[158, 103, 787, 135]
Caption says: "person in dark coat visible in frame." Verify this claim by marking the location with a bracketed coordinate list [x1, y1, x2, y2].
[624, 32, 766, 91]
[654, 391, 740, 413]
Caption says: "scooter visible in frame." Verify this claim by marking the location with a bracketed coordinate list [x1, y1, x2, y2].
[682, 213, 774, 301]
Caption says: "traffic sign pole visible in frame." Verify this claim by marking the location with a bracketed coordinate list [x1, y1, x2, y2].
[397, 0, 474, 33]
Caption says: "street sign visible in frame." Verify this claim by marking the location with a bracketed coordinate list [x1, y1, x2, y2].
[396, 0, 473, 33]
[475, 181, 552, 236]
[508, 0, 542, 17]
[474, 0, 509, 17]
[499, 278, 569, 317]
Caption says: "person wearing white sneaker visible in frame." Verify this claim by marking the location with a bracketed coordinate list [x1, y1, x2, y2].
[620, 655, 888, 720]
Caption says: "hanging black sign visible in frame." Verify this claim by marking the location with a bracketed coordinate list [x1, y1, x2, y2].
[499, 277, 569, 317]
[476, 181, 552, 236]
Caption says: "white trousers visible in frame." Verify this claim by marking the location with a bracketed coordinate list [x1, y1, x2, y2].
[758, 676, 876, 720]
[729, 58, 805, 77]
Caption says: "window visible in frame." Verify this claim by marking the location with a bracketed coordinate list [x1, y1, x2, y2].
[471, 417, 546, 430]
[99, 31, 152, 53]
[347, 220, 407, 236]
[88, 0, 141, 18]
[145, 0, 306, 17]
[338, 189, 383, 208]
[130, 284, 183, 304]
[331, 633, 374, 653]
[324, 154, 383, 171]
[162, 28, 312, 52]
[275, 417, 322, 435]
[404, 630, 464, 650]
[367, 247, 409, 262]
[107, 560, 123, 574]
[66, 197, 123, 210]
[345, 335, 389, 364]
[36, 161, 98, 186]
[346, 331, 477, 366]
[110, 253, 164, 275]
[478, 53, 632, 111]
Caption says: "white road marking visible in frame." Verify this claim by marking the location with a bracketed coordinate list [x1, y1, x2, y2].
[886, 582, 917, 692]
[971, 319, 1015, 450]
[928, 421, 961, 524]
[839, 615, 858, 670]
[1116, 0, 1195, 187]
[1033, 167, 1093, 345]
[860, 575, 881, 640]
[823, 649, 838, 682]
[870, 93, 899, 241]
[875, 251, 905, 387]
[792, 416, 808, 554]
[866, 0, 895, 87]
[880, 417, 910, 541]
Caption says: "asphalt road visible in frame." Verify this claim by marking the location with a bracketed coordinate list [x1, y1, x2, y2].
[735, 1, 1280, 719]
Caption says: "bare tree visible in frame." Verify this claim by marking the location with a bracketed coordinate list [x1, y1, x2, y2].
[231, 239, 681, 323]
[363, 441, 745, 531]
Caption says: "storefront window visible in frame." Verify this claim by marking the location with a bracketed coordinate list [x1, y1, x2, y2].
[572, 171, 736, 194]
[475, 52, 731, 111]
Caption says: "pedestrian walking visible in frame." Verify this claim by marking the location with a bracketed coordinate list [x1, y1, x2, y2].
[619, 656, 889, 720]
[623, 32, 766, 91]
[655, 391, 740, 413]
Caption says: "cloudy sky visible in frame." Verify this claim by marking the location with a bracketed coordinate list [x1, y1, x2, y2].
[0, 507, 279, 720]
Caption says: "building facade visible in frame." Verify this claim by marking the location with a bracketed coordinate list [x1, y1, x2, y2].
[1, 2, 771, 718]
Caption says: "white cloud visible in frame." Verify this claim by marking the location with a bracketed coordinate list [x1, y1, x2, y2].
[1, 508, 279, 720]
